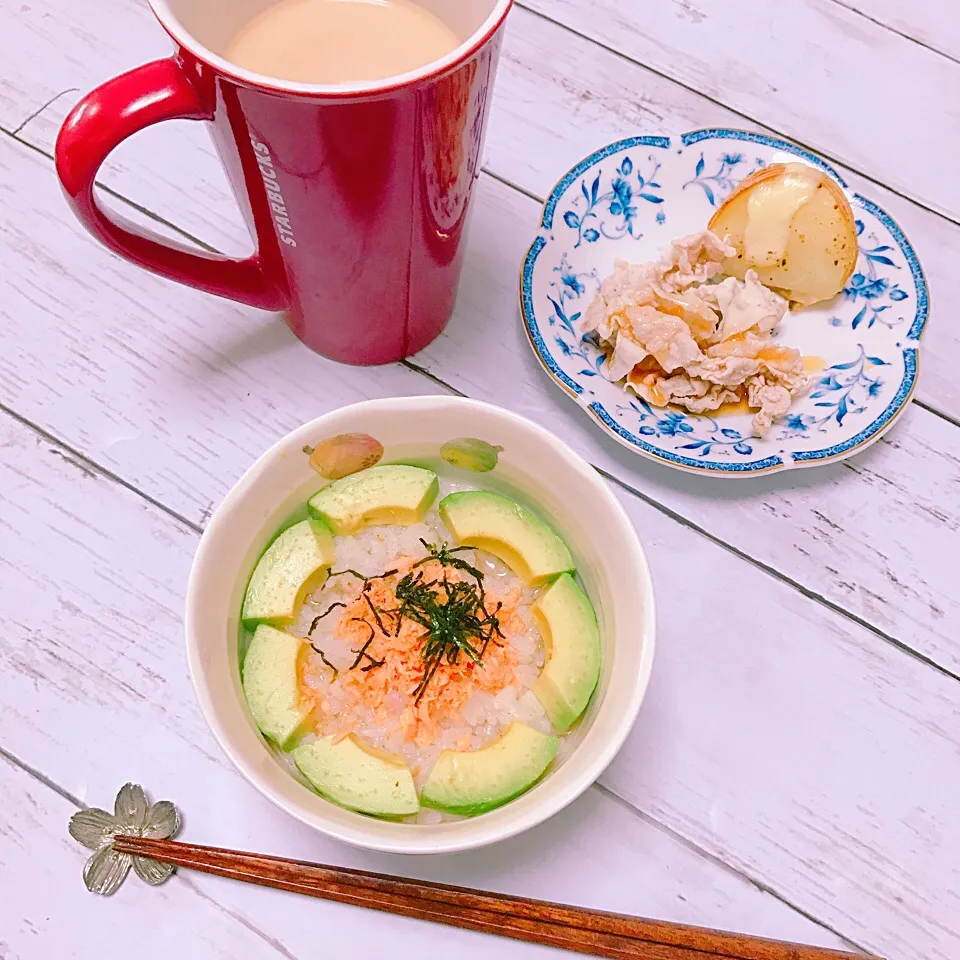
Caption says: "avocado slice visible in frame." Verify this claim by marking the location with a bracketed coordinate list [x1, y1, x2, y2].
[292, 735, 419, 818]
[438, 491, 575, 586]
[242, 625, 314, 750]
[242, 519, 336, 626]
[308, 464, 439, 535]
[533, 574, 601, 731]
[421, 722, 558, 816]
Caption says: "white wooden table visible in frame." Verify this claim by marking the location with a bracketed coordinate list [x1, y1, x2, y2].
[1, 1, 958, 957]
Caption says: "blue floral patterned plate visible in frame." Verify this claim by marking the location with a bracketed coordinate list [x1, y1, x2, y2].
[520, 130, 929, 475]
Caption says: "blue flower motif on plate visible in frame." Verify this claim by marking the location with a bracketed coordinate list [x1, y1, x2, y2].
[775, 346, 889, 439]
[619, 399, 755, 456]
[828, 219, 912, 331]
[681, 151, 764, 207]
[562, 155, 664, 247]
[522, 130, 929, 476]
[545, 254, 602, 379]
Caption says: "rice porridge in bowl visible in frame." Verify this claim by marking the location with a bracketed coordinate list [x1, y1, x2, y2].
[247, 470, 590, 822]
[295, 517, 555, 787]
[186, 397, 654, 853]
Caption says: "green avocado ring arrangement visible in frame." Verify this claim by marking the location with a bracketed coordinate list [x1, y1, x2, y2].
[240, 460, 601, 821]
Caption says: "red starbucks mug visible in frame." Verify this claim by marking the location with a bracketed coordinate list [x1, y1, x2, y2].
[55, 0, 513, 365]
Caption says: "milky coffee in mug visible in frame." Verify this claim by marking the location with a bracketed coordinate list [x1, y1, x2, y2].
[226, 0, 460, 84]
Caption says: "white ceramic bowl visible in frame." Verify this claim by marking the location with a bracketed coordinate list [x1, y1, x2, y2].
[186, 396, 655, 854]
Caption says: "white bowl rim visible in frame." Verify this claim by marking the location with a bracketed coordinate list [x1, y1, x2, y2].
[185, 395, 656, 854]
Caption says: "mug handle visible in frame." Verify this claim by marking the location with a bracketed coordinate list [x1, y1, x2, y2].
[55, 58, 286, 311]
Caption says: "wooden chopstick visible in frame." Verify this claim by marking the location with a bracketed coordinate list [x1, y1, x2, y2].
[114, 835, 863, 960]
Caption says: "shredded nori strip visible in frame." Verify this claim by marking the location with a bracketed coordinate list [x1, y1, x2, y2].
[362, 591, 389, 635]
[328, 568, 370, 583]
[307, 602, 347, 636]
[349, 640, 374, 671]
[478, 601, 504, 658]
[329, 568, 398, 586]
[347, 620, 384, 671]
[309, 643, 340, 681]
[414, 539, 485, 584]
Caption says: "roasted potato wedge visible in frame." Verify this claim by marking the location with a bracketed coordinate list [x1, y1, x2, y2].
[708, 162, 858, 307]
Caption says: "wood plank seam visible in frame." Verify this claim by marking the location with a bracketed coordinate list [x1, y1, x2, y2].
[483, 165, 544, 205]
[0, 723, 861, 956]
[914, 396, 960, 431]
[0, 125, 219, 255]
[10, 87, 78, 136]
[592, 785, 867, 956]
[175, 873, 303, 960]
[514, 1, 960, 232]
[2, 123, 953, 687]
[0, 742, 85, 809]
[0, 750, 304, 960]
[824, 0, 959, 67]
[0, 397, 202, 536]
[593, 466, 960, 684]
[401, 358, 467, 397]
